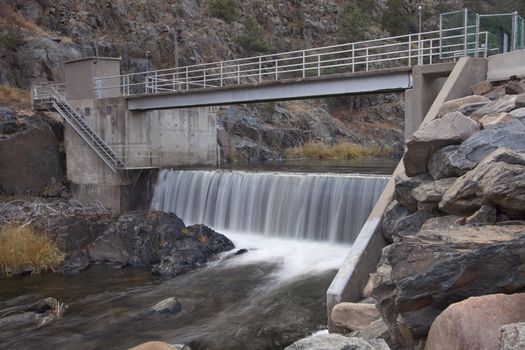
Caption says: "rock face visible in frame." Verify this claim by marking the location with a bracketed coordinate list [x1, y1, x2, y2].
[89, 212, 234, 275]
[499, 322, 525, 350]
[330, 302, 380, 334]
[0, 108, 64, 195]
[440, 148, 525, 217]
[425, 294, 525, 350]
[436, 95, 490, 118]
[373, 226, 525, 349]
[284, 334, 389, 350]
[404, 112, 479, 176]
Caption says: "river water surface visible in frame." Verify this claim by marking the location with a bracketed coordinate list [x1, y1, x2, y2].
[0, 159, 395, 350]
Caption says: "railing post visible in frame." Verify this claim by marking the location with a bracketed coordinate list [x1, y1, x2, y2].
[365, 48, 369, 71]
[464, 8, 469, 57]
[317, 54, 321, 76]
[237, 65, 240, 84]
[475, 13, 480, 57]
[484, 32, 489, 58]
[302, 51, 306, 78]
[203, 69, 207, 88]
[429, 39, 433, 64]
[186, 67, 189, 90]
[172, 73, 176, 92]
[275, 60, 278, 80]
[408, 35, 412, 66]
[511, 11, 518, 52]
[351, 44, 355, 73]
[417, 33, 422, 65]
[220, 62, 224, 86]
[259, 57, 262, 82]
[127, 75, 130, 96]
[154, 71, 158, 93]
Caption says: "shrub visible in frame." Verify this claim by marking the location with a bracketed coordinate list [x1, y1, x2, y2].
[0, 226, 64, 277]
[210, 0, 236, 23]
[0, 85, 31, 110]
[337, 6, 371, 43]
[235, 18, 270, 54]
[284, 141, 393, 160]
[0, 18, 24, 51]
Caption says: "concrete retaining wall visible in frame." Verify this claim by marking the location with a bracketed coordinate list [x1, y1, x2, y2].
[326, 57, 489, 319]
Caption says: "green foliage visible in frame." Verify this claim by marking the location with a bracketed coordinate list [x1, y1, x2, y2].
[210, 0, 236, 23]
[235, 18, 270, 54]
[381, 0, 416, 36]
[337, 4, 371, 43]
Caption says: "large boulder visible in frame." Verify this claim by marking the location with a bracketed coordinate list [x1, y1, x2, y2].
[381, 200, 409, 242]
[411, 178, 457, 209]
[471, 94, 525, 120]
[479, 112, 519, 129]
[427, 145, 458, 180]
[404, 112, 479, 177]
[425, 294, 525, 350]
[440, 148, 525, 217]
[500, 322, 525, 350]
[284, 334, 389, 350]
[388, 209, 439, 242]
[330, 302, 380, 334]
[372, 225, 525, 349]
[436, 95, 490, 118]
[394, 174, 432, 212]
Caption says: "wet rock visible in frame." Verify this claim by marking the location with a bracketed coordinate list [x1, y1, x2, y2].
[437, 95, 490, 118]
[0, 312, 39, 331]
[505, 81, 525, 95]
[479, 112, 518, 129]
[394, 174, 432, 212]
[0, 297, 66, 332]
[151, 224, 234, 276]
[471, 94, 525, 120]
[147, 297, 182, 315]
[427, 145, 458, 180]
[235, 248, 248, 255]
[446, 121, 525, 176]
[404, 112, 479, 176]
[381, 200, 409, 242]
[499, 322, 525, 350]
[284, 334, 389, 350]
[330, 302, 380, 334]
[425, 294, 525, 350]
[373, 226, 525, 348]
[411, 178, 457, 208]
[465, 205, 497, 225]
[440, 148, 525, 217]
[389, 209, 438, 242]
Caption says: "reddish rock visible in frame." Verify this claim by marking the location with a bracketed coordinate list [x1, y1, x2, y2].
[425, 294, 525, 350]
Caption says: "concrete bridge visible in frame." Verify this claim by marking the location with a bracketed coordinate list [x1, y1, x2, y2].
[31, 8, 524, 211]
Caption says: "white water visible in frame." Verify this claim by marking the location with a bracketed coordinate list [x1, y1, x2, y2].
[151, 169, 388, 243]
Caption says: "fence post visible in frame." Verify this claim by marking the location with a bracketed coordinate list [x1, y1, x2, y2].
[484, 32, 489, 57]
[512, 11, 518, 52]
[365, 48, 369, 71]
[464, 8, 469, 57]
[275, 60, 279, 80]
[203, 69, 207, 88]
[220, 62, 224, 87]
[186, 67, 189, 90]
[317, 54, 321, 76]
[237, 65, 240, 84]
[302, 51, 306, 78]
[475, 13, 480, 57]
[259, 57, 262, 82]
[417, 33, 422, 65]
[408, 35, 412, 66]
[352, 44, 355, 73]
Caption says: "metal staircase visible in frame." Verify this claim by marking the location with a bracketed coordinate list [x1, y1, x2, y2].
[48, 87, 124, 172]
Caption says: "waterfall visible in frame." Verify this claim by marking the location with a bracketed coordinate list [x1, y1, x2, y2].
[151, 170, 388, 243]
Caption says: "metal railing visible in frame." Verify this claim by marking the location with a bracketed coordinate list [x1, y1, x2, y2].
[31, 82, 66, 108]
[93, 26, 498, 98]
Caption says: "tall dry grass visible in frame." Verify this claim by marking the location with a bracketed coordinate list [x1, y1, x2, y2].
[0, 226, 64, 277]
[0, 85, 31, 110]
[284, 141, 393, 160]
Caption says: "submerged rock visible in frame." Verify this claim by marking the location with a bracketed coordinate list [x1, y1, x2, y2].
[147, 297, 182, 315]
[425, 294, 525, 350]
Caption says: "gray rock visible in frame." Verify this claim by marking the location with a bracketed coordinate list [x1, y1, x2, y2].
[446, 120, 525, 176]
[284, 334, 386, 350]
[420, 215, 463, 230]
[351, 318, 391, 343]
[411, 178, 457, 206]
[330, 302, 380, 334]
[471, 94, 525, 120]
[391, 209, 438, 242]
[404, 112, 480, 177]
[437, 95, 490, 118]
[394, 174, 432, 212]
[479, 113, 518, 129]
[505, 81, 525, 95]
[382, 200, 409, 242]
[465, 205, 497, 225]
[148, 297, 182, 315]
[440, 148, 525, 217]
[428, 145, 459, 180]
[499, 322, 525, 350]
[510, 108, 525, 118]
[458, 102, 491, 116]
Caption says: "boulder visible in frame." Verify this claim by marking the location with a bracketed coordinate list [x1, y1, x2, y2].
[440, 148, 525, 217]
[373, 226, 525, 349]
[427, 145, 459, 180]
[404, 112, 479, 176]
[471, 81, 492, 95]
[437, 95, 489, 118]
[330, 302, 380, 334]
[471, 94, 525, 120]
[351, 318, 392, 345]
[465, 205, 497, 225]
[425, 294, 525, 350]
[505, 81, 525, 95]
[128, 342, 179, 350]
[446, 120, 525, 176]
[411, 178, 457, 208]
[479, 113, 518, 129]
[510, 108, 525, 118]
[389, 209, 439, 242]
[381, 200, 409, 242]
[284, 334, 389, 350]
[394, 173, 433, 212]
[499, 322, 525, 350]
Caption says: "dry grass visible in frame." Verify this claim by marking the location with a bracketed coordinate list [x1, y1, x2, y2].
[0, 85, 31, 110]
[284, 141, 393, 160]
[0, 226, 64, 277]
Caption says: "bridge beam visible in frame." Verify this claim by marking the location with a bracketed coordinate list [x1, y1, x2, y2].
[126, 68, 412, 110]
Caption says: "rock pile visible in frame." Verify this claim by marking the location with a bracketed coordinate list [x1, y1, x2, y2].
[329, 78, 525, 349]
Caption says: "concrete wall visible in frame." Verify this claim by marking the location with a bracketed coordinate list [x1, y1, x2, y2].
[487, 51, 525, 81]
[326, 57, 489, 320]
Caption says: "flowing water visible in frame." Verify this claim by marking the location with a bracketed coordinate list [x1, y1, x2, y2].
[0, 161, 392, 350]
